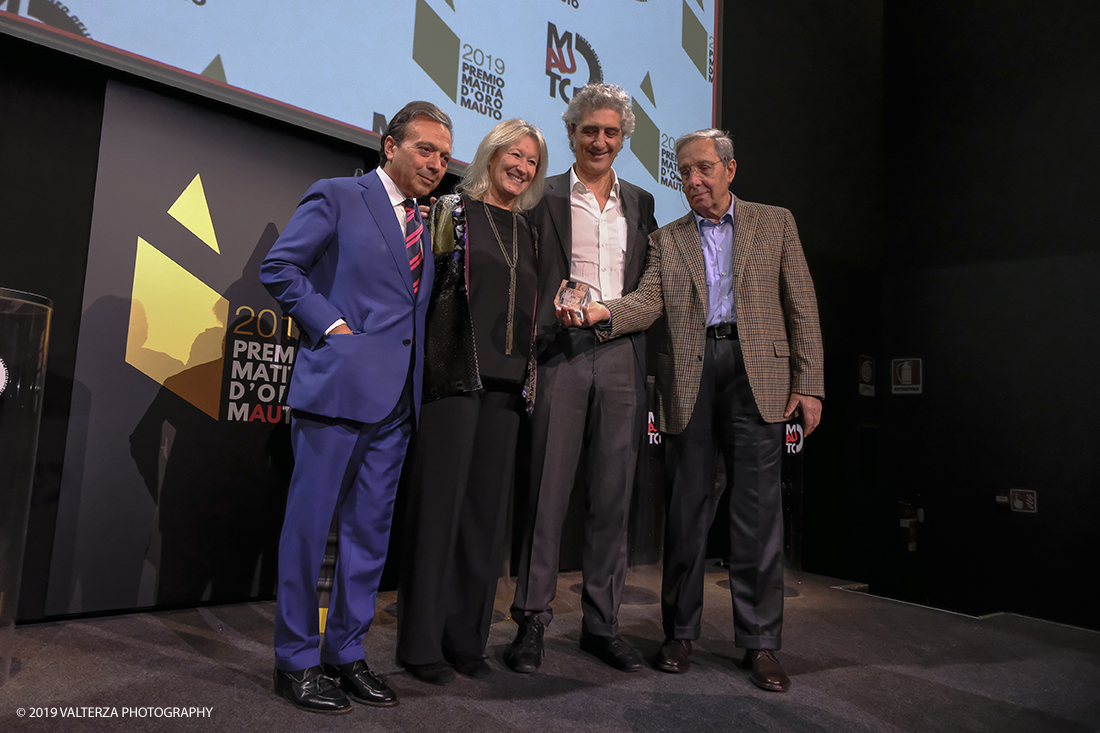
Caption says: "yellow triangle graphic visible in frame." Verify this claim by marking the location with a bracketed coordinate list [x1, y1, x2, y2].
[168, 174, 220, 254]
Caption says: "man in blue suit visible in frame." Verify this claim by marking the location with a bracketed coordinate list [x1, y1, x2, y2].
[260, 101, 452, 715]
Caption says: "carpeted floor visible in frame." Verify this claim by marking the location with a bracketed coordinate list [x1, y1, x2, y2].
[3, 564, 1098, 732]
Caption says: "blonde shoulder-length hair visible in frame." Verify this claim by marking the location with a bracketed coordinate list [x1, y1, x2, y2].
[456, 119, 549, 213]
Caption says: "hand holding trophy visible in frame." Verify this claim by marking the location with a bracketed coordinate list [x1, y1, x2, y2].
[555, 279, 591, 318]
[553, 280, 610, 327]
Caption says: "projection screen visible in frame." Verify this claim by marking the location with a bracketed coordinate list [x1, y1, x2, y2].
[2, 0, 718, 225]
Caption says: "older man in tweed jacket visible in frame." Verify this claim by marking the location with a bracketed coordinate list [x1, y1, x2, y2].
[566, 128, 824, 692]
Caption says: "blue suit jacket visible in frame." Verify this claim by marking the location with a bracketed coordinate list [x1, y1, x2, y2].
[260, 170, 434, 424]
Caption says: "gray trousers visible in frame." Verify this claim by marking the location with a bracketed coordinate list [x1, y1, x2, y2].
[510, 333, 643, 637]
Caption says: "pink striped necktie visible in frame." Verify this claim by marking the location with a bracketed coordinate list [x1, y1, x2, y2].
[401, 199, 424, 293]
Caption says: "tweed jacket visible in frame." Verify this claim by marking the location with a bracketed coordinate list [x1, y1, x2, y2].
[604, 198, 824, 433]
[422, 193, 538, 411]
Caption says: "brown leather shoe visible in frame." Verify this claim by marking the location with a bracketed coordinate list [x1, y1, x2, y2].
[654, 638, 692, 673]
[742, 649, 790, 692]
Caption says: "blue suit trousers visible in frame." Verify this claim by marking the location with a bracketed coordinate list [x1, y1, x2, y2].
[274, 369, 413, 671]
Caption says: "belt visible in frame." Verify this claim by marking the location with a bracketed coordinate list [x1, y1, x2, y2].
[706, 322, 739, 340]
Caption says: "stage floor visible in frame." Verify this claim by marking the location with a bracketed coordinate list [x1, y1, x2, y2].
[5, 564, 1099, 732]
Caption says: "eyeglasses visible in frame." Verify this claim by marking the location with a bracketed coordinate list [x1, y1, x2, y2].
[677, 160, 722, 182]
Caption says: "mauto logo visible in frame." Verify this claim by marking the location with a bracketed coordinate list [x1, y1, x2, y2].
[0, 0, 90, 37]
[785, 423, 804, 454]
[647, 410, 662, 445]
[545, 21, 602, 103]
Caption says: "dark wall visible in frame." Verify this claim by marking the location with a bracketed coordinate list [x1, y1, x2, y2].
[880, 3, 1100, 628]
[1, 35, 105, 619]
[722, 0, 1099, 631]
[720, 1, 888, 585]
[721, 1, 885, 270]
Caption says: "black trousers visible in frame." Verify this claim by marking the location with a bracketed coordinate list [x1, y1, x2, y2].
[396, 387, 522, 665]
[662, 334, 785, 650]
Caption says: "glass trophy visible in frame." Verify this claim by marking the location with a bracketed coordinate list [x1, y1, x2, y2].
[554, 279, 592, 318]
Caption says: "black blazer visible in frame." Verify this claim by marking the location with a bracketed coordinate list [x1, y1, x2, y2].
[527, 171, 658, 366]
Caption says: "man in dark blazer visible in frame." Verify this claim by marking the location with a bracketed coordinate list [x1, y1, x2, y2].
[505, 83, 658, 674]
[260, 101, 452, 714]
[575, 128, 824, 692]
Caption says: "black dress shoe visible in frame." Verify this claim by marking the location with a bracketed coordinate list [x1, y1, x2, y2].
[450, 656, 491, 679]
[322, 660, 398, 706]
[400, 660, 456, 685]
[579, 631, 642, 672]
[654, 638, 692, 674]
[273, 666, 352, 714]
[742, 649, 790, 692]
[504, 615, 545, 673]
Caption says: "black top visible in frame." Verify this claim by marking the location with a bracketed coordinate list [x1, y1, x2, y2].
[465, 199, 537, 383]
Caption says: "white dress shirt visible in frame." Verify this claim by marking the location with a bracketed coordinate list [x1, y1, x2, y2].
[376, 164, 414, 232]
[567, 166, 628, 302]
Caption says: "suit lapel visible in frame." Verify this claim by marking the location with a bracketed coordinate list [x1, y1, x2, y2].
[731, 198, 757, 291]
[543, 173, 572, 270]
[671, 213, 708, 315]
[619, 181, 646, 286]
[361, 170, 415, 297]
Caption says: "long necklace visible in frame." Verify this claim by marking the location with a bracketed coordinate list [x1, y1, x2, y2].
[483, 201, 518, 355]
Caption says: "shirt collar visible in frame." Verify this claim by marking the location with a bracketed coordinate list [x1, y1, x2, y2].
[693, 193, 736, 228]
[569, 165, 620, 200]
[376, 165, 411, 206]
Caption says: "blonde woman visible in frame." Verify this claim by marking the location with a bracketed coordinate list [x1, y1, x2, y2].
[397, 119, 548, 684]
